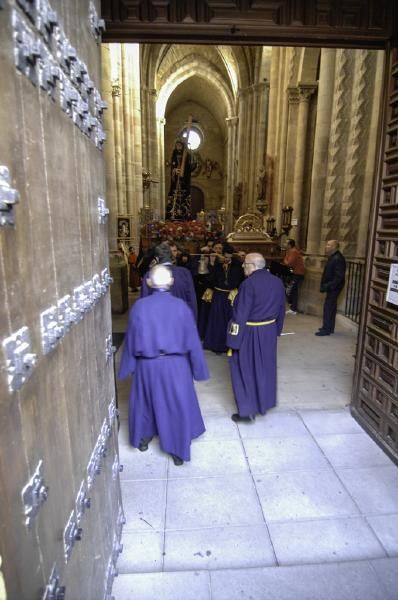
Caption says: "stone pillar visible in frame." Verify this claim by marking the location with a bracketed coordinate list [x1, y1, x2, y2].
[357, 50, 384, 257]
[292, 83, 317, 245]
[142, 88, 159, 217]
[101, 45, 118, 249]
[236, 87, 249, 212]
[158, 117, 166, 218]
[225, 116, 239, 231]
[284, 86, 300, 210]
[306, 49, 336, 255]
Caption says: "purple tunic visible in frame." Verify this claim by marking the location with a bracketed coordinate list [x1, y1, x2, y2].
[119, 290, 208, 461]
[226, 269, 285, 417]
[141, 263, 198, 321]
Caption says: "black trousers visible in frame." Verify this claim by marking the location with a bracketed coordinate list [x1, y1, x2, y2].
[322, 288, 342, 333]
[287, 274, 304, 311]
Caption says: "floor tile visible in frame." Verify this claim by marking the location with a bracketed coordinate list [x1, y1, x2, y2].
[119, 440, 168, 481]
[337, 466, 398, 515]
[209, 561, 388, 600]
[366, 514, 398, 556]
[168, 440, 247, 479]
[315, 433, 394, 469]
[164, 524, 276, 571]
[244, 436, 330, 473]
[166, 474, 264, 529]
[237, 411, 310, 439]
[117, 530, 164, 573]
[121, 479, 167, 531]
[199, 415, 240, 441]
[113, 571, 211, 600]
[370, 557, 398, 600]
[269, 517, 386, 565]
[299, 408, 364, 435]
[254, 468, 359, 521]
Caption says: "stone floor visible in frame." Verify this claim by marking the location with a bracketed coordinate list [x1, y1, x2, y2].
[112, 306, 398, 600]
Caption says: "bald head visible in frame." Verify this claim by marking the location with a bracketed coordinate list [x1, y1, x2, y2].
[325, 240, 339, 255]
[243, 252, 265, 276]
[147, 264, 173, 290]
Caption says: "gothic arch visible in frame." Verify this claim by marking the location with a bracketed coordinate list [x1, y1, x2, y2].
[156, 56, 235, 123]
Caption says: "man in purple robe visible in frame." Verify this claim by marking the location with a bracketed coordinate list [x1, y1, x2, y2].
[119, 265, 208, 465]
[141, 242, 198, 321]
[226, 253, 285, 422]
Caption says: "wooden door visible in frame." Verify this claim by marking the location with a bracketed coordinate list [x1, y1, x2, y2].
[351, 47, 398, 465]
[0, 1, 124, 598]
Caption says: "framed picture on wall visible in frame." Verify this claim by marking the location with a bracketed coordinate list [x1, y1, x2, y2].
[117, 216, 131, 239]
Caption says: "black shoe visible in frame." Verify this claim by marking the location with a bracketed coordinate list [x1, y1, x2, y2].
[315, 330, 330, 336]
[170, 454, 184, 466]
[138, 437, 152, 452]
[231, 413, 255, 423]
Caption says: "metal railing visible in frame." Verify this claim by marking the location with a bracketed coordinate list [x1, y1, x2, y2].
[344, 260, 365, 324]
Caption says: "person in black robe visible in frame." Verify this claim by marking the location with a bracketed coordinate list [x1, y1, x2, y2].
[141, 242, 198, 321]
[202, 243, 245, 353]
[226, 253, 285, 422]
[165, 138, 195, 221]
[119, 265, 209, 465]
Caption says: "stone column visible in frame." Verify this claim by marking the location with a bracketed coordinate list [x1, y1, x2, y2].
[225, 116, 239, 231]
[157, 117, 166, 218]
[142, 87, 159, 216]
[284, 86, 300, 211]
[292, 83, 317, 245]
[236, 87, 249, 212]
[101, 45, 118, 249]
[306, 49, 336, 255]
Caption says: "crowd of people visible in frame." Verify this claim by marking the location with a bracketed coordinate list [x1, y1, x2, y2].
[119, 236, 346, 465]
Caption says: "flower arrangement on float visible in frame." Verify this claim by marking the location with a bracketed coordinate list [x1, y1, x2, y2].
[141, 220, 210, 241]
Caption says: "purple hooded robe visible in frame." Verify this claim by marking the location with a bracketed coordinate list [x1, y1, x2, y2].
[226, 269, 285, 417]
[141, 263, 198, 321]
[119, 290, 208, 461]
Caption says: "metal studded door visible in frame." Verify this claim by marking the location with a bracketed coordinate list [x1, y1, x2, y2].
[0, 2, 124, 599]
[352, 47, 398, 464]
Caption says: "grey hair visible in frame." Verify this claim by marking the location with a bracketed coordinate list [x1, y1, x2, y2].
[249, 253, 266, 270]
[148, 264, 173, 289]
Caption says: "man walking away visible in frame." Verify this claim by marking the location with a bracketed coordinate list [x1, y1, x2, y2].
[119, 265, 209, 465]
[227, 253, 285, 422]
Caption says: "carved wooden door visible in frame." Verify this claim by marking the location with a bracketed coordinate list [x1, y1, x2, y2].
[351, 47, 398, 464]
[0, 1, 123, 598]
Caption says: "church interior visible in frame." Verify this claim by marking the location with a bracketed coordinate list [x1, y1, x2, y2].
[1, 1, 398, 598]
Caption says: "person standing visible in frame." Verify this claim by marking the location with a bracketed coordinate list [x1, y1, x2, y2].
[128, 245, 141, 292]
[227, 253, 285, 422]
[283, 239, 305, 314]
[141, 241, 198, 321]
[119, 265, 209, 465]
[202, 243, 244, 353]
[315, 240, 346, 336]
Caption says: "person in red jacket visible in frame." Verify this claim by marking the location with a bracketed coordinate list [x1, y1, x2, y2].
[283, 239, 305, 314]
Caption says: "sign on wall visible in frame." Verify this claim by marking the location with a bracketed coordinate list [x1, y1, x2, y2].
[386, 263, 398, 306]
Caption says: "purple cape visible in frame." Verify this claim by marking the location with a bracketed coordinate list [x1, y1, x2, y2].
[141, 263, 198, 321]
[226, 269, 285, 416]
[119, 290, 208, 461]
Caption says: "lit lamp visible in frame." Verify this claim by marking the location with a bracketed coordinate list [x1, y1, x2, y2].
[139, 203, 154, 225]
[281, 206, 293, 235]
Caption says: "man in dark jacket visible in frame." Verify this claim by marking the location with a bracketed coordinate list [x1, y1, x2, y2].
[315, 240, 346, 336]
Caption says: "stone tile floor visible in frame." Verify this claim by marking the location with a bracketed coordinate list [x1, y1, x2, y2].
[112, 310, 398, 600]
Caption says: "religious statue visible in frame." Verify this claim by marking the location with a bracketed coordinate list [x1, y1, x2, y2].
[165, 137, 195, 221]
